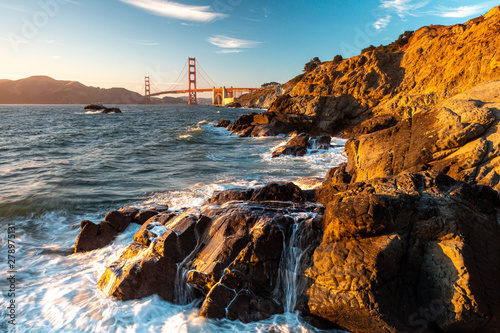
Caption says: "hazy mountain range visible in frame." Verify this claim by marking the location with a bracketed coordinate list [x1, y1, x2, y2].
[0, 76, 190, 105]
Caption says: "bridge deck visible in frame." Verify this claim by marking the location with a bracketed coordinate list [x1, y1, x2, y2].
[150, 87, 259, 97]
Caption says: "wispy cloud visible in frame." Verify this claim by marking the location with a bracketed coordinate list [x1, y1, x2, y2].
[217, 49, 243, 54]
[51, 55, 62, 60]
[380, 0, 430, 18]
[208, 35, 261, 49]
[119, 0, 227, 22]
[434, 4, 491, 18]
[373, 15, 392, 30]
[374, 1, 493, 30]
[126, 39, 160, 46]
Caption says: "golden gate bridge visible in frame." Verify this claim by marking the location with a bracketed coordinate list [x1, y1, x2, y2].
[144, 58, 259, 106]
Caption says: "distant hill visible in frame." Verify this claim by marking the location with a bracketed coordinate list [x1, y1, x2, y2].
[0, 76, 185, 105]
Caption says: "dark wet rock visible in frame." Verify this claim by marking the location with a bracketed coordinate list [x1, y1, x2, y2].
[101, 107, 122, 114]
[250, 182, 305, 203]
[75, 220, 120, 253]
[272, 134, 333, 157]
[133, 211, 178, 246]
[227, 113, 257, 131]
[104, 210, 132, 232]
[215, 119, 231, 128]
[207, 188, 255, 204]
[74, 207, 162, 253]
[84, 103, 122, 113]
[233, 125, 255, 137]
[250, 124, 276, 137]
[226, 102, 242, 108]
[84, 103, 105, 110]
[97, 241, 178, 301]
[272, 145, 308, 158]
[287, 133, 310, 148]
[309, 135, 332, 149]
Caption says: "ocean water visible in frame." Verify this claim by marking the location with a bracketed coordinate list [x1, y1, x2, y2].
[0, 105, 347, 333]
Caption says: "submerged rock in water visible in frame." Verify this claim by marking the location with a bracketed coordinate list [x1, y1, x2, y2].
[101, 107, 122, 114]
[84, 103, 105, 110]
[83, 103, 122, 114]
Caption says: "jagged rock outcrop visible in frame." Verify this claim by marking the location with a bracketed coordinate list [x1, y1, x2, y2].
[311, 170, 500, 332]
[346, 80, 500, 191]
[97, 183, 325, 323]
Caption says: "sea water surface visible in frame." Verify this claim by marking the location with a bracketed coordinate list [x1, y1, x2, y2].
[0, 105, 346, 332]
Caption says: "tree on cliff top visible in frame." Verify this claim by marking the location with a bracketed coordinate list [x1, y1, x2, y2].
[362, 31, 414, 54]
[303, 57, 321, 73]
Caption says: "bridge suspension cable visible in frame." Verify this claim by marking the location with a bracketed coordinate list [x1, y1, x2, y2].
[163, 59, 189, 92]
[197, 70, 216, 90]
[197, 60, 219, 88]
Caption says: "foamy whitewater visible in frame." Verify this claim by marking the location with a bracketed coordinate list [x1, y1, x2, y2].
[0, 105, 347, 332]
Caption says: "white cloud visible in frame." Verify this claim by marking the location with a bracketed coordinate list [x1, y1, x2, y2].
[51, 55, 61, 60]
[208, 35, 261, 49]
[434, 4, 490, 18]
[380, 0, 430, 17]
[217, 49, 243, 54]
[373, 15, 392, 30]
[119, 0, 227, 22]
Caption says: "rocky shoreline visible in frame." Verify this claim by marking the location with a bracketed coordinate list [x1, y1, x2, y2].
[74, 6, 500, 333]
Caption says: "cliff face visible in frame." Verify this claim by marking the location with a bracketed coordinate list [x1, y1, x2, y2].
[261, 5, 500, 134]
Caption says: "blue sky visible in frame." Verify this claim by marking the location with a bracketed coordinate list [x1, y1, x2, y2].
[0, 0, 497, 94]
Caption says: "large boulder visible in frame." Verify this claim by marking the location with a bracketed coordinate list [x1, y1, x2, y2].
[309, 171, 500, 332]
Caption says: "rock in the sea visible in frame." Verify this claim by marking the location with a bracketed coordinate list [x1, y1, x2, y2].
[84, 103, 105, 110]
[226, 102, 242, 108]
[271, 145, 307, 158]
[83, 103, 122, 113]
[271, 133, 333, 157]
[215, 119, 231, 127]
[101, 107, 122, 114]
[74, 207, 161, 253]
[74, 220, 120, 253]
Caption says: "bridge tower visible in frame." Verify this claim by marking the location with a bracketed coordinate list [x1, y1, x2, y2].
[144, 76, 151, 104]
[188, 57, 197, 105]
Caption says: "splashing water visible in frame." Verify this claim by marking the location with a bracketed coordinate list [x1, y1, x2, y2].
[277, 212, 322, 313]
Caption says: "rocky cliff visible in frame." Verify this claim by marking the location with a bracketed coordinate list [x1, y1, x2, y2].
[235, 6, 500, 135]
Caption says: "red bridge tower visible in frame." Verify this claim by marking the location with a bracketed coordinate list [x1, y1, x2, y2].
[188, 57, 197, 105]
